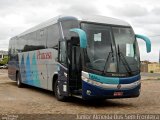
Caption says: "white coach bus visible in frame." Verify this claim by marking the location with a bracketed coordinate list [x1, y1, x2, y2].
[8, 15, 151, 101]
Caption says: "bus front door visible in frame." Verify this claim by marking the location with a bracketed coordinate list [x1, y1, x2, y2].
[69, 45, 82, 95]
[57, 41, 69, 98]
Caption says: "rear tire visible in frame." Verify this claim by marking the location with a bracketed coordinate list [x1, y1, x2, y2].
[54, 79, 66, 101]
[17, 72, 23, 88]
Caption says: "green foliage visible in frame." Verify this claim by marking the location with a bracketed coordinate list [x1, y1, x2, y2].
[150, 70, 154, 73]
[0, 56, 8, 65]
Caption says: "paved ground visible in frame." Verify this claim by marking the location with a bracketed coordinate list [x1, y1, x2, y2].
[0, 70, 160, 119]
[141, 72, 160, 80]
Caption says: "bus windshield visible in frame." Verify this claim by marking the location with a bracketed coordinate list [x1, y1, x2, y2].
[113, 27, 140, 74]
[81, 23, 140, 75]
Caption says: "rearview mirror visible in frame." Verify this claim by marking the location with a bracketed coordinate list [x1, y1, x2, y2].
[135, 34, 151, 53]
[70, 28, 87, 48]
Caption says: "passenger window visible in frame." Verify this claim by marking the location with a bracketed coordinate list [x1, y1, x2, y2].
[47, 24, 60, 49]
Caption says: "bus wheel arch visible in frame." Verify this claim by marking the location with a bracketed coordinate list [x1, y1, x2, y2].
[52, 74, 66, 101]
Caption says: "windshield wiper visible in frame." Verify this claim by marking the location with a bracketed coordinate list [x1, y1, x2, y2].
[117, 45, 132, 75]
[102, 44, 114, 75]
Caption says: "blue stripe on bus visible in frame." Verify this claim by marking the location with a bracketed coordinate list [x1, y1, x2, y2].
[32, 53, 41, 87]
[26, 54, 33, 85]
[119, 74, 140, 84]
[20, 55, 26, 82]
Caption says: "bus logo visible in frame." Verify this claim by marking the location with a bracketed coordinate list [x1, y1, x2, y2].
[117, 84, 121, 89]
[37, 51, 52, 60]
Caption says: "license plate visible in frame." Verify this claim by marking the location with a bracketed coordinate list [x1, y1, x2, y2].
[114, 92, 123, 96]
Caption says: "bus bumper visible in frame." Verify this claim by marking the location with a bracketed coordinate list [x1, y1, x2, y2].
[81, 80, 141, 100]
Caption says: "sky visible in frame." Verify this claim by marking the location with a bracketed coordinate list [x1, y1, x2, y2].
[0, 0, 160, 62]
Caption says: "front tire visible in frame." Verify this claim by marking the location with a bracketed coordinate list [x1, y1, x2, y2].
[17, 72, 23, 88]
[54, 79, 66, 101]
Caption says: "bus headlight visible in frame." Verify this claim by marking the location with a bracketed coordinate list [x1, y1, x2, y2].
[82, 76, 101, 86]
[86, 90, 91, 95]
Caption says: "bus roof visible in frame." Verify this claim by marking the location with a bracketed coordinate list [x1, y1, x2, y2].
[17, 15, 130, 37]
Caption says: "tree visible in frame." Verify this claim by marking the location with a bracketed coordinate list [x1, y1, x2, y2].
[0, 56, 8, 65]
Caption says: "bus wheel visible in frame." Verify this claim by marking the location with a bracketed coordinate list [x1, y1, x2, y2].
[54, 80, 66, 101]
[17, 72, 23, 88]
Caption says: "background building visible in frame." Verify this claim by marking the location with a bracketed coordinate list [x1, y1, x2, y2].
[141, 61, 149, 72]
[141, 61, 160, 73]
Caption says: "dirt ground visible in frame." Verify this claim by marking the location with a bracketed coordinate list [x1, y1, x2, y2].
[0, 69, 160, 119]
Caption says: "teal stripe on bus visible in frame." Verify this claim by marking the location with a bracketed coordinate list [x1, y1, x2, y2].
[89, 73, 119, 84]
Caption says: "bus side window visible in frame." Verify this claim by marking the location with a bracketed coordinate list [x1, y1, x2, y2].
[59, 41, 67, 66]
[47, 24, 60, 48]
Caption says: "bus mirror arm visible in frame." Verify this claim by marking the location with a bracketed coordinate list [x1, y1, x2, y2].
[135, 34, 151, 53]
[70, 28, 87, 48]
